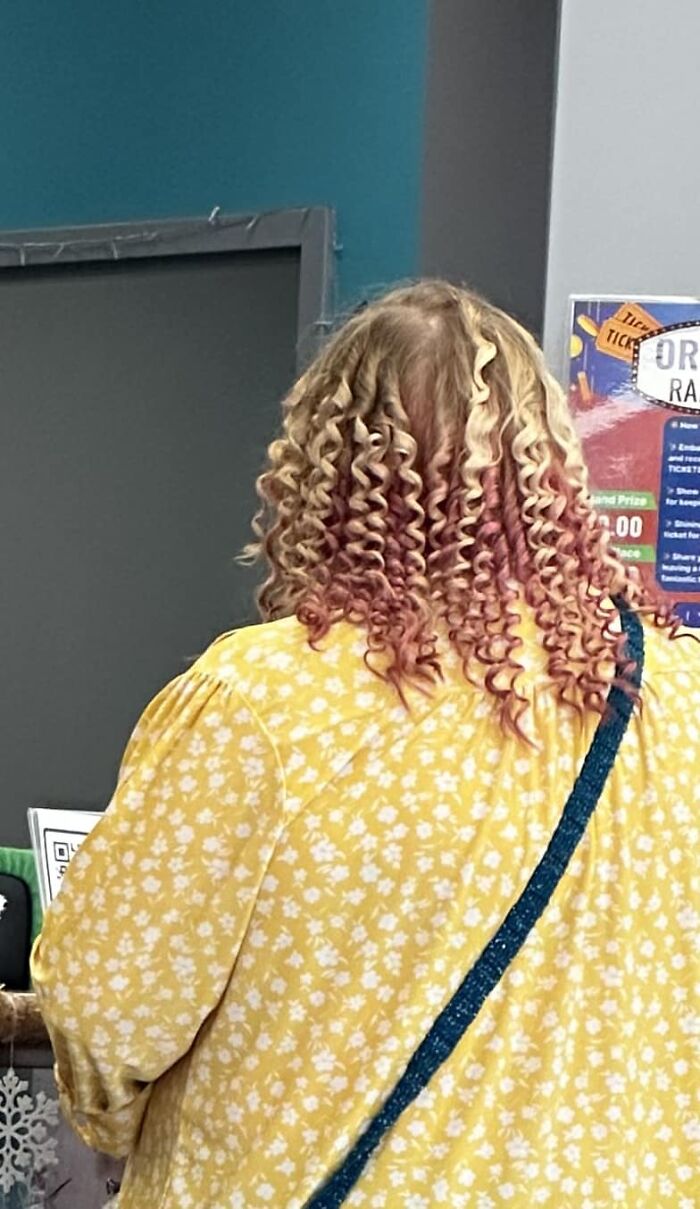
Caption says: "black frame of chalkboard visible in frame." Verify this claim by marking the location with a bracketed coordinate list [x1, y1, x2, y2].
[0, 205, 336, 369]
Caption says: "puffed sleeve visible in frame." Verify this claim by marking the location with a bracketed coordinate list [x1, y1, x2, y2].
[30, 665, 285, 1156]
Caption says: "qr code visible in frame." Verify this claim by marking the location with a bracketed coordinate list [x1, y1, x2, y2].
[53, 838, 81, 880]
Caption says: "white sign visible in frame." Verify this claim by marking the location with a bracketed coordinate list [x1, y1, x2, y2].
[28, 807, 104, 910]
[634, 322, 700, 411]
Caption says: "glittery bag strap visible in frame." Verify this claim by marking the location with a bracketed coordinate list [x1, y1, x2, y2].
[306, 601, 644, 1208]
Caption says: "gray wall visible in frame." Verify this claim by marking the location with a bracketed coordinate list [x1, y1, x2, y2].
[421, 0, 559, 335]
[544, 0, 700, 371]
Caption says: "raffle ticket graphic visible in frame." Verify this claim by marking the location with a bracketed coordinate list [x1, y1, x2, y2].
[569, 297, 700, 627]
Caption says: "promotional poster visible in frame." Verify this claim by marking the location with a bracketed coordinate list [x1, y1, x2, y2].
[568, 296, 700, 627]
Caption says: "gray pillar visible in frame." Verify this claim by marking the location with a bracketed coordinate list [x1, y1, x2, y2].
[420, 0, 560, 336]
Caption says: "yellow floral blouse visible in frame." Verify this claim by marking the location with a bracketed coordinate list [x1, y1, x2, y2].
[31, 611, 698, 1208]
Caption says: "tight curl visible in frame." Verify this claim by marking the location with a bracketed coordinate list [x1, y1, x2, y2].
[242, 281, 678, 735]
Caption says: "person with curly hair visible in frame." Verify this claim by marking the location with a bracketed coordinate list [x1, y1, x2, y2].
[33, 282, 697, 1208]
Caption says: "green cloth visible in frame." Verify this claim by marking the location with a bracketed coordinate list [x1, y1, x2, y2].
[0, 847, 42, 942]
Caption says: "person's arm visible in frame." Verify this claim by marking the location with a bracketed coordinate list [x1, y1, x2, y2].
[31, 664, 284, 1157]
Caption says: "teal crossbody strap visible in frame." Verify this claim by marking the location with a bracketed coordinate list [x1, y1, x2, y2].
[306, 602, 644, 1208]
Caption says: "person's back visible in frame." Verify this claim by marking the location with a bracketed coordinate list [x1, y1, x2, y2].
[32, 282, 698, 1207]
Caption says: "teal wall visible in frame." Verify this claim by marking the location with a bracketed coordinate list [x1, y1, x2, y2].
[1, 1, 428, 302]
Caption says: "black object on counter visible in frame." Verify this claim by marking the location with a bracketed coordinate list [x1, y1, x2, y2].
[0, 872, 32, 990]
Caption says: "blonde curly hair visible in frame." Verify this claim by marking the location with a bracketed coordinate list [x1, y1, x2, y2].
[243, 280, 675, 733]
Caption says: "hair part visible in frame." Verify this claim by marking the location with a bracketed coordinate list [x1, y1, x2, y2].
[242, 280, 678, 735]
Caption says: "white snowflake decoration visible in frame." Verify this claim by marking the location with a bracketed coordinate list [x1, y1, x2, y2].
[0, 1066, 59, 1195]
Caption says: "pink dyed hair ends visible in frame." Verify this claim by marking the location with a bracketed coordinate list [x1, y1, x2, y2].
[242, 281, 677, 734]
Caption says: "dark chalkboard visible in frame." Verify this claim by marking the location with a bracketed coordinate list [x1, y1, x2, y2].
[0, 247, 299, 845]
